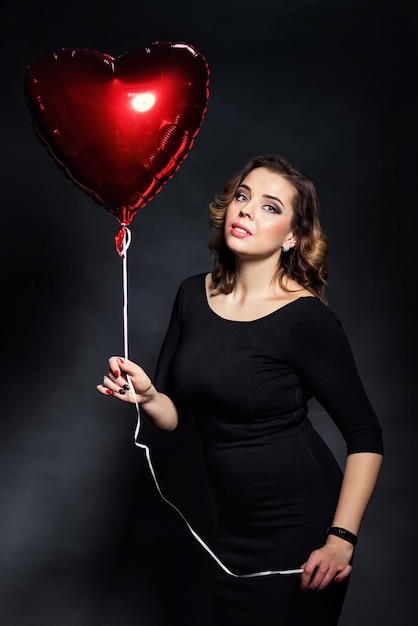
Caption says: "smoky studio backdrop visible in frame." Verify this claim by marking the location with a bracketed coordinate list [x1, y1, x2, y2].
[1, 1, 416, 625]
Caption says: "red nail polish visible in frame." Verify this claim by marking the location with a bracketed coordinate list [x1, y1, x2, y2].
[118, 358, 124, 364]
[334, 577, 341, 583]
[114, 370, 120, 378]
[106, 389, 112, 395]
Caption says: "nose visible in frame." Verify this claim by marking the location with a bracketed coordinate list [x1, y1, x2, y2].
[239, 204, 254, 219]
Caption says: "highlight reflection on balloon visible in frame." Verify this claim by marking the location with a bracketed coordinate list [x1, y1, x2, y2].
[24, 42, 210, 229]
[131, 93, 156, 111]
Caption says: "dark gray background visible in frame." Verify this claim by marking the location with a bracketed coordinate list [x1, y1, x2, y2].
[1, 1, 416, 624]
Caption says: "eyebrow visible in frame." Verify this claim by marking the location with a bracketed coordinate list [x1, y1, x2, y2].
[239, 184, 285, 209]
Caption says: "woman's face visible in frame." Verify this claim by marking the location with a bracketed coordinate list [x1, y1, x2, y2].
[224, 167, 296, 261]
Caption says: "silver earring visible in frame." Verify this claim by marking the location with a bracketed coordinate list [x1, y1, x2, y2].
[282, 243, 290, 252]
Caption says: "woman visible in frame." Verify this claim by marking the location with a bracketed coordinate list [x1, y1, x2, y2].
[97, 154, 383, 625]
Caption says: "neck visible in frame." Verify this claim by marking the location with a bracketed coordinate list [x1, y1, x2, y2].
[233, 257, 280, 297]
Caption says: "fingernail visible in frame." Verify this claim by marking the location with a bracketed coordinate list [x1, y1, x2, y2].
[334, 577, 341, 583]
[118, 389, 126, 395]
[106, 389, 112, 395]
[114, 370, 120, 378]
[117, 358, 124, 363]
[123, 384, 130, 390]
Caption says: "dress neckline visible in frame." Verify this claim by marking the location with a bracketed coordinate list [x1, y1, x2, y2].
[202, 274, 316, 324]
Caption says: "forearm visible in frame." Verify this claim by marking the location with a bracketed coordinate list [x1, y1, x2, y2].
[139, 386, 179, 431]
[330, 451, 383, 536]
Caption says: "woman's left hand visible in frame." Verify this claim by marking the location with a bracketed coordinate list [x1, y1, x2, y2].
[300, 537, 354, 591]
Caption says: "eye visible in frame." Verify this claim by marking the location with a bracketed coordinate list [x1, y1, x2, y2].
[263, 204, 281, 214]
[235, 191, 248, 202]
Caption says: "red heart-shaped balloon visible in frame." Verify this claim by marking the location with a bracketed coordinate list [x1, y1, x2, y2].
[24, 43, 209, 227]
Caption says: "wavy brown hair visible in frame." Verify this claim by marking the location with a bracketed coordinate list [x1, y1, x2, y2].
[208, 154, 329, 302]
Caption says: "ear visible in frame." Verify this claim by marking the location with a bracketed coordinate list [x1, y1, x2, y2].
[284, 233, 297, 250]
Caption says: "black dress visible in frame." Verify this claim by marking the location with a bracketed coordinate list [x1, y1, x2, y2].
[151, 273, 383, 625]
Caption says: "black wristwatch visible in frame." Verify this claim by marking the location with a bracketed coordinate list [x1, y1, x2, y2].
[326, 526, 358, 546]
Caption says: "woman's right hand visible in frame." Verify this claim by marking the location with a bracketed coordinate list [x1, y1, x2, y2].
[96, 356, 178, 430]
[96, 356, 154, 405]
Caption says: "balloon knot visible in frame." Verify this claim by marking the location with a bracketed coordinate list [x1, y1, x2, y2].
[115, 225, 132, 257]
[115, 226, 126, 257]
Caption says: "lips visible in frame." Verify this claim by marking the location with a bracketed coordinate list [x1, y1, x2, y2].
[231, 222, 252, 237]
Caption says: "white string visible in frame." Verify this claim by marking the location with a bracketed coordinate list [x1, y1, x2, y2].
[119, 226, 303, 578]
[121, 226, 132, 359]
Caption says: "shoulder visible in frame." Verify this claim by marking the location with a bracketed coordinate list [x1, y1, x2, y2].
[177, 272, 208, 294]
[288, 297, 352, 355]
[172, 272, 208, 318]
[291, 296, 342, 324]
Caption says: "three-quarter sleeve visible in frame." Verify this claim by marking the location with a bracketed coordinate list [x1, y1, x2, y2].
[153, 283, 184, 397]
[288, 300, 383, 456]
